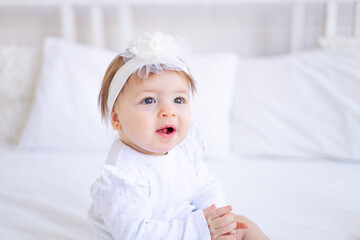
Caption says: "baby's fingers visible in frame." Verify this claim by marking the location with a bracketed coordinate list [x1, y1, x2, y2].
[215, 221, 238, 237]
[212, 213, 235, 229]
[205, 205, 233, 220]
[216, 233, 236, 240]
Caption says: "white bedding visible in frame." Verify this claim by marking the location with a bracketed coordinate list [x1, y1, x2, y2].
[1, 149, 359, 240]
[1, 22, 360, 240]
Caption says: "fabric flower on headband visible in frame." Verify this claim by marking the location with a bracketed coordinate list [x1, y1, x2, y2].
[107, 32, 191, 114]
[124, 32, 189, 64]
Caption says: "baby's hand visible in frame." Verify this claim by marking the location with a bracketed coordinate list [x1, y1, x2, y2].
[203, 204, 241, 240]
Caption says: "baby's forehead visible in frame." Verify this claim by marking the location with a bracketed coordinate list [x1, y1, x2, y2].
[126, 70, 190, 88]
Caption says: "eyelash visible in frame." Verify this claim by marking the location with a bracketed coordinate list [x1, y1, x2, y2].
[140, 97, 187, 105]
[141, 97, 156, 104]
[174, 97, 185, 104]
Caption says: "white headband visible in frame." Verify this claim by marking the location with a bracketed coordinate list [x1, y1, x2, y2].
[106, 32, 190, 115]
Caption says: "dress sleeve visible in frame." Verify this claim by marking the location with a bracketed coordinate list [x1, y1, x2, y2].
[90, 164, 211, 240]
[192, 161, 229, 209]
[183, 124, 229, 209]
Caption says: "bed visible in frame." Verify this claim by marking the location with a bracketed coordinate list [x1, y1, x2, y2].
[1, 150, 360, 239]
[1, 0, 360, 239]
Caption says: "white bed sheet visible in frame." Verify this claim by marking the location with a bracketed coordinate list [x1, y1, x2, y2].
[0, 149, 359, 240]
[207, 157, 360, 240]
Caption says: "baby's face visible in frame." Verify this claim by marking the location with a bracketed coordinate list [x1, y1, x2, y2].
[112, 70, 191, 155]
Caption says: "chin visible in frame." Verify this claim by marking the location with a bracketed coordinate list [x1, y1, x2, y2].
[141, 139, 181, 155]
[154, 147, 172, 154]
[152, 144, 176, 154]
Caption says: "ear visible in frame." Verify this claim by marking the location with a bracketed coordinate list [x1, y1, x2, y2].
[110, 109, 122, 130]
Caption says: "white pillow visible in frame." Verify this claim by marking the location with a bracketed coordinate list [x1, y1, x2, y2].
[19, 37, 237, 157]
[0, 45, 41, 146]
[232, 45, 360, 162]
[188, 53, 238, 158]
[19, 37, 116, 152]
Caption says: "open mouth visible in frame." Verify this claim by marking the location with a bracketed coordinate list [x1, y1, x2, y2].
[156, 125, 176, 136]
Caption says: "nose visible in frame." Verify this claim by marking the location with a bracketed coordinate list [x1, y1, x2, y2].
[158, 104, 176, 118]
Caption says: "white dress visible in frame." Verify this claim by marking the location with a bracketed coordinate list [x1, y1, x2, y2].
[88, 126, 228, 240]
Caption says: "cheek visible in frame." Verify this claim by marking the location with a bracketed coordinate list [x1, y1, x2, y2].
[180, 109, 191, 131]
[122, 111, 152, 134]
[182, 108, 191, 122]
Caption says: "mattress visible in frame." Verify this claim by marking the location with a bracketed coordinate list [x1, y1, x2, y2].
[0, 149, 359, 240]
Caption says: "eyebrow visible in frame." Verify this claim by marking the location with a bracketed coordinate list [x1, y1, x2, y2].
[173, 89, 190, 94]
[138, 89, 189, 94]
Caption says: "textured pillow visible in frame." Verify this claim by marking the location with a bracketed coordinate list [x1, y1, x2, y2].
[19, 37, 116, 152]
[232, 45, 360, 162]
[0, 45, 41, 146]
[19, 37, 237, 157]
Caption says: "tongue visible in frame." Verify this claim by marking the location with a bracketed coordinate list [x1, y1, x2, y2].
[157, 128, 168, 134]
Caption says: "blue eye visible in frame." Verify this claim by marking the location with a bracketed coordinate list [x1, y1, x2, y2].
[141, 97, 156, 104]
[174, 97, 184, 104]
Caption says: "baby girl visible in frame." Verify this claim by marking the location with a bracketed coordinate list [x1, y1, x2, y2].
[88, 32, 268, 240]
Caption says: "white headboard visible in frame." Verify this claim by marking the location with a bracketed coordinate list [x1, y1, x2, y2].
[0, 0, 359, 56]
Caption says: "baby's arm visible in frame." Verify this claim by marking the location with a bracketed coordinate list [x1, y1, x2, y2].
[192, 160, 229, 209]
[184, 125, 228, 209]
[91, 169, 211, 240]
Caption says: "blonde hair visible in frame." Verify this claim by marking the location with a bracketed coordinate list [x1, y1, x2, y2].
[98, 55, 197, 121]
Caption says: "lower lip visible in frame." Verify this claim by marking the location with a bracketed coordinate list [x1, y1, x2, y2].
[156, 130, 176, 139]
